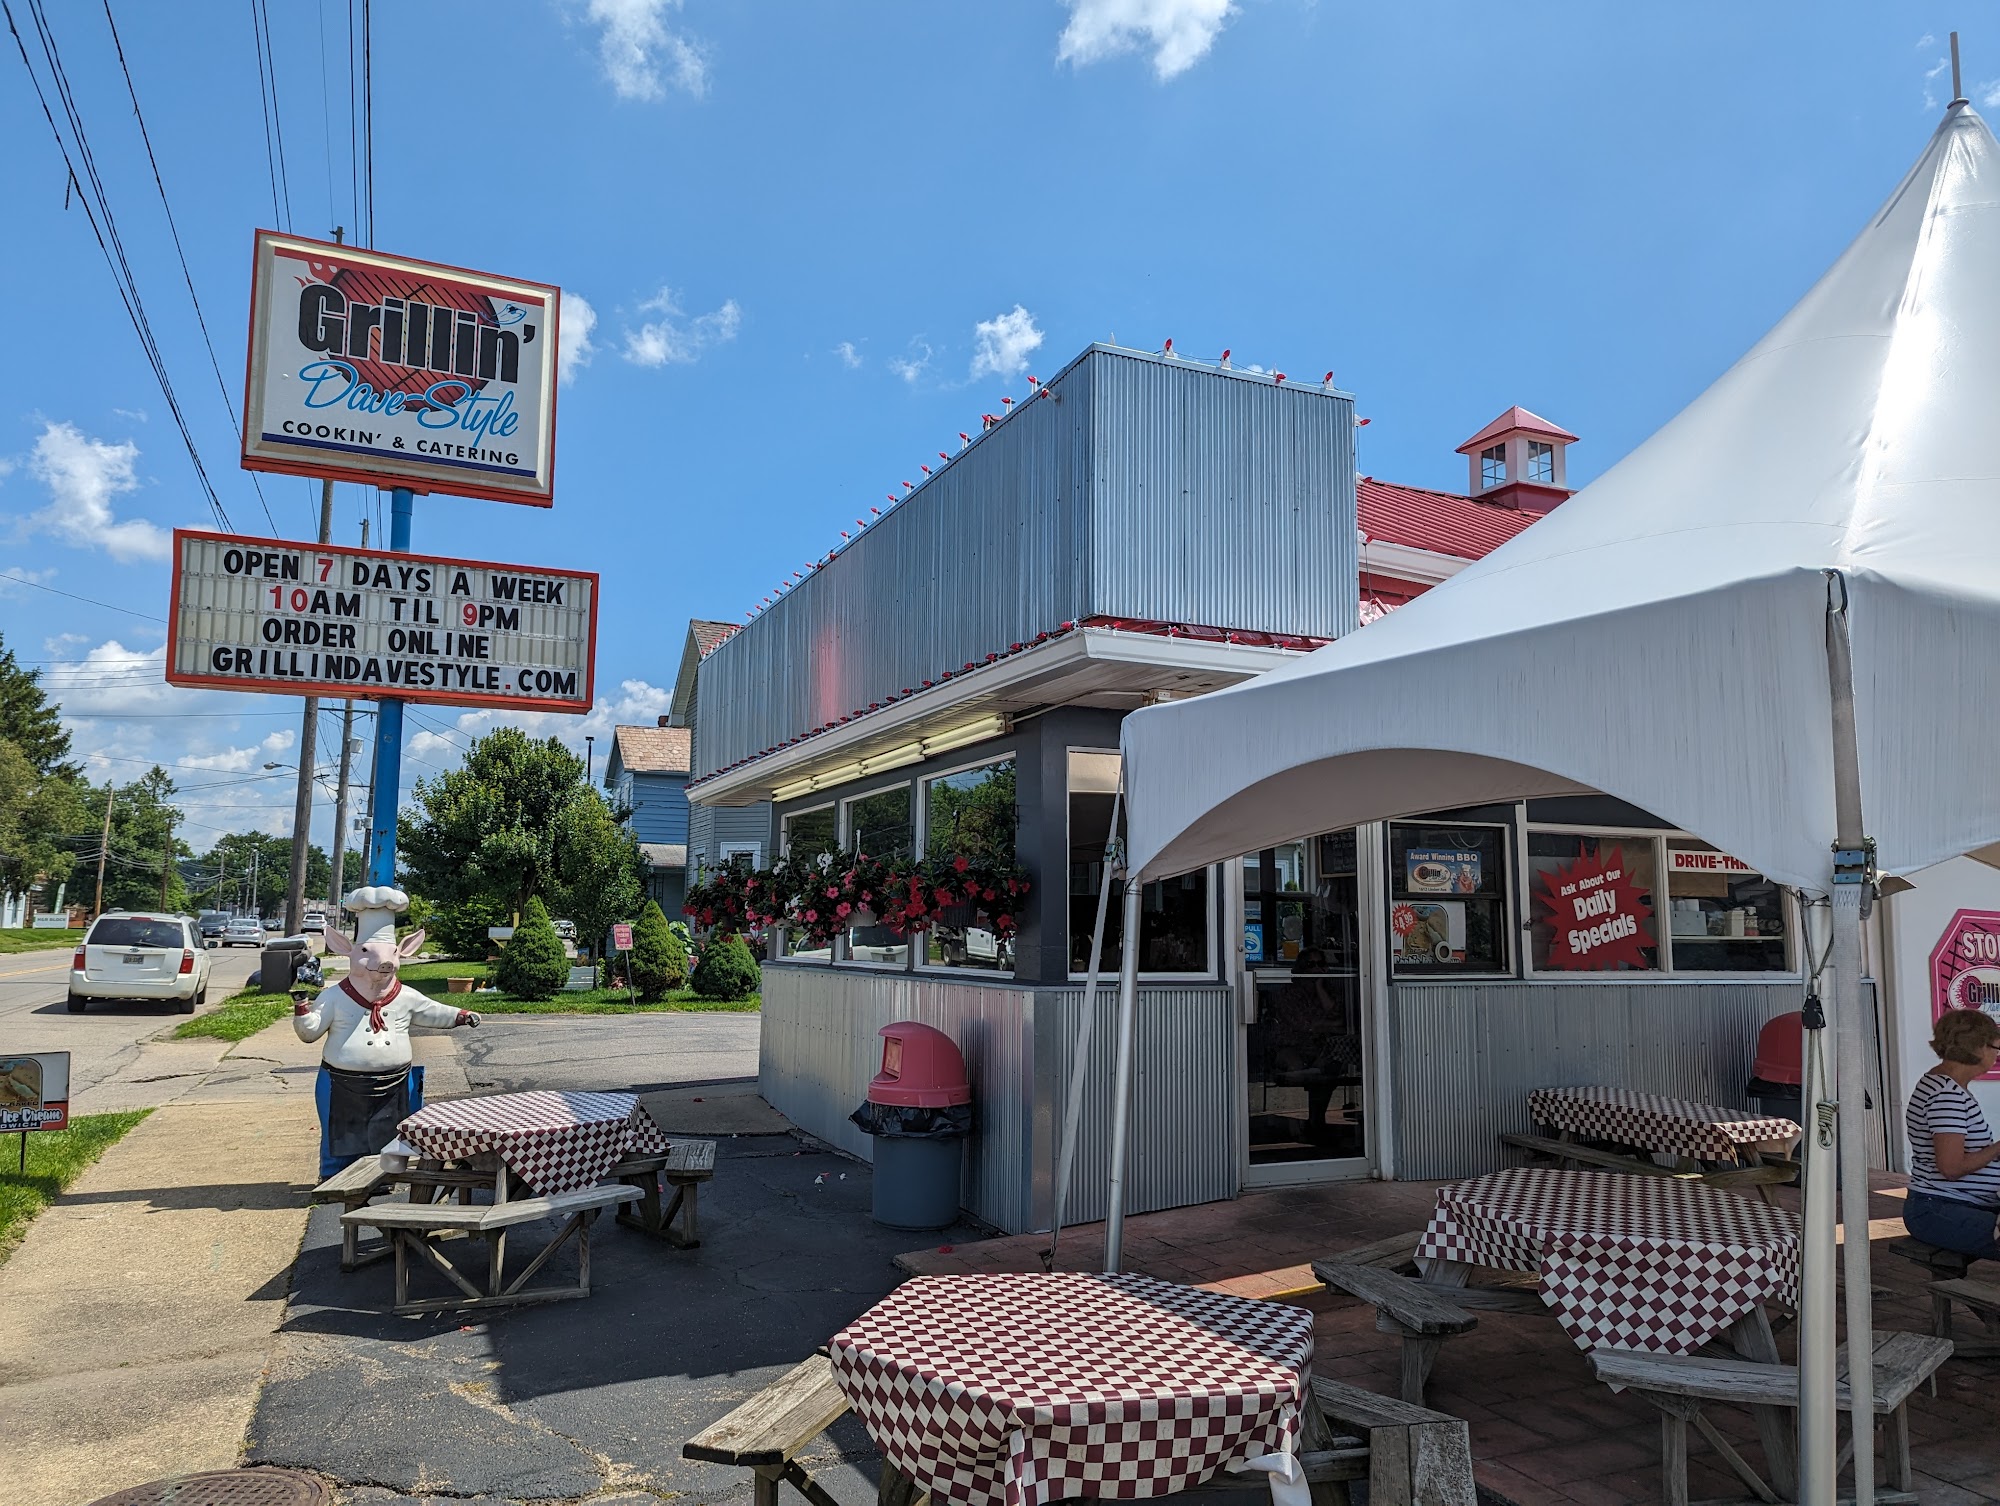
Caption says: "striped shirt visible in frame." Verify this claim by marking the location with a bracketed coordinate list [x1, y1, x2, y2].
[1907, 1071, 2000, 1208]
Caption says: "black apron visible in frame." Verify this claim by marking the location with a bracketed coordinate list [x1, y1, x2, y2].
[325, 1063, 412, 1162]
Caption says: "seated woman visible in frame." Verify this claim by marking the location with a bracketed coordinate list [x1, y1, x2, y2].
[1903, 1008, 2000, 1261]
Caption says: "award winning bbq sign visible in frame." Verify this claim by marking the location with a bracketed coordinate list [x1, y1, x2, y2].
[241, 231, 559, 505]
[166, 529, 596, 713]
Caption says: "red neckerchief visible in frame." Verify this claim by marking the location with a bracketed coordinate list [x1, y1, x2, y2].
[340, 976, 401, 1033]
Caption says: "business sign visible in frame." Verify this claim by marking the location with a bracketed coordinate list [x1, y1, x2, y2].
[166, 529, 596, 713]
[1406, 848, 1482, 895]
[1667, 849, 1755, 876]
[1928, 908, 2000, 1080]
[1391, 900, 1466, 965]
[241, 231, 559, 505]
[0, 1052, 70, 1133]
[1536, 847, 1651, 970]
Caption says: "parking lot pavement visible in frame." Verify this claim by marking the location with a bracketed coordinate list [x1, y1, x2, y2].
[457, 1010, 762, 1094]
[249, 1130, 982, 1504]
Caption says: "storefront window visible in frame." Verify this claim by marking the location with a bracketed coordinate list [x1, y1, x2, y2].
[1067, 750, 1211, 976]
[1388, 822, 1510, 975]
[844, 785, 912, 966]
[781, 805, 837, 960]
[923, 759, 1016, 972]
[1527, 831, 1659, 972]
[1664, 841, 1790, 972]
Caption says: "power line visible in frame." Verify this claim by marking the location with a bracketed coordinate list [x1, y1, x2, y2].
[0, 569, 169, 623]
[345, 0, 358, 237]
[248, 0, 292, 231]
[6, 0, 234, 532]
[360, 0, 373, 245]
[101, 0, 281, 538]
[314, 0, 336, 229]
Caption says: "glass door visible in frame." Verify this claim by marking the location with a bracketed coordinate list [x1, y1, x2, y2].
[1243, 830, 1366, 1168]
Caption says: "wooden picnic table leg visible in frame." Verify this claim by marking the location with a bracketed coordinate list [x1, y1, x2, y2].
[1723, 1306, 1797, 1500]
[878, 1460, 927, 1506]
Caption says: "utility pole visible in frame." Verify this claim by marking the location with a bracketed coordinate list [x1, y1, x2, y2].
[159, 810, 176, 908]
[285, 226, 342, 938]
[92, 786, 116, 919]
[328, 515, 367, 915]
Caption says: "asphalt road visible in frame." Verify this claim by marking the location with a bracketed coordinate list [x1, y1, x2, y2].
[459, 1011, 762, 1093]
[0, 942, 267, 1099]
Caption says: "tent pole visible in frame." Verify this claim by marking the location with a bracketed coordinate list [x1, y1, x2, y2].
[1103, 877, 1144, 1273]
[1823, 571, 1876, 1506]
[1050, 786, 1122, 1262]
[1796, 931, 1839, 1506]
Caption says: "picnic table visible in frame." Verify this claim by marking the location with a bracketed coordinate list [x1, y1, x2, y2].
[394, 1088, 669, 1196]
[1526, 1085, 1800, 1165]
[830, 1272, 1318, 1506]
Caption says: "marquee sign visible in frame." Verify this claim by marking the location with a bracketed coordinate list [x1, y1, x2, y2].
[1928, 908, 2000, 1081]
[241, 231, 560, 505]
[166, 529, 596, 714]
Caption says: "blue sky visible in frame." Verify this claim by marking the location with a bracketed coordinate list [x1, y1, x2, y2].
[0, 0, 1988, 858]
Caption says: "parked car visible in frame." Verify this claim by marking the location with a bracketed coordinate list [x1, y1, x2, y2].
[69, 912, 211, 1014]
[301, 908, 327, 934]
[197, 909, 229, 940]
[222, 917, 265, 947]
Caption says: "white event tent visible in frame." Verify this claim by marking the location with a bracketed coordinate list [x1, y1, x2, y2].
[1107, 102, 2000, 1506]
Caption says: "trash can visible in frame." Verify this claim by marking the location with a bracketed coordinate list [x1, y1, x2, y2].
[258, 939, 307, 993]
[850, 1021, 971, 1230]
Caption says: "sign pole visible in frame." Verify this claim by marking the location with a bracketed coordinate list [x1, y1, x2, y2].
[365, 487, 415, 896]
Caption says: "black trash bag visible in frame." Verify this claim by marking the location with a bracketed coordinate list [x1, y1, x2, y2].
[850, 1101, 973, 1139]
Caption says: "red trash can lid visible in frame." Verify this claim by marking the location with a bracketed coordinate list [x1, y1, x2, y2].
[1753, 1011, 1804, 1086]
[868, 1021, 971, 1107]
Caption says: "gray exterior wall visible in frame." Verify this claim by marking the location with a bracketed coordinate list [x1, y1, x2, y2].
[694, 346, 1357, 777]
[759, 963, 1237, 1234]
[689, 801, 772, 872]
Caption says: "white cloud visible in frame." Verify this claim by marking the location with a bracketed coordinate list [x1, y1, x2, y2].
[1981, 80, 2000, 109]
[970, 306, 1045, 381]
[622, 287, 742, 366]
[1057, 0, 1235, 81]
[559, 292, 599, 384]
[0, 565, 55, 598]
[584, 0, 708, 101]
[446, 677, 675, 769]
[1917, 33, 1936, 49]
[22, 421, 168, 563]
[889, 340, 933, 384]
[834, 341, 862, 369]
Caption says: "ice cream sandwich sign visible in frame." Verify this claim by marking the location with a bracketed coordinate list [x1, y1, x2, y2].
[0, 1052, 70, 1135]
[241, 231, 559, 505]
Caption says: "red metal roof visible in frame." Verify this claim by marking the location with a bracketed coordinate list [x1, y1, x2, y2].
[1455, 404, 1579, 453]
[1358, 477, 1544, 561]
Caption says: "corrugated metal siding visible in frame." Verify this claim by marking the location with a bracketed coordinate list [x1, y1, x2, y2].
[759, 967, 1238, 1233]
[1387, 980, 1815, 1180]
[695, 348, 1357, 777]
[1033, 985, 1239, 1228]
[1088, 355, 1357, 639]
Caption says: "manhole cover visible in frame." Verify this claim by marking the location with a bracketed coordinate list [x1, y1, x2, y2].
[85, 1469, 330, 1506]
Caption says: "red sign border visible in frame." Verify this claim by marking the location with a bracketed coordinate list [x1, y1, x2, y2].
[165, 527, 598, 715]
[239, 229, 561, 508]
[1927, 906, 2000, 1081]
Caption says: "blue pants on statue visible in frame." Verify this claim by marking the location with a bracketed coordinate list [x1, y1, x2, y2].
[315, 1063, 425, 1181]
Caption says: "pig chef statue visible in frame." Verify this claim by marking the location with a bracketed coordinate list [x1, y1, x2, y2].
[294, 885, 479, 1179]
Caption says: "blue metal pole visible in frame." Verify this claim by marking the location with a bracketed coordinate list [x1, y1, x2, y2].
[365, 488, 415, 887]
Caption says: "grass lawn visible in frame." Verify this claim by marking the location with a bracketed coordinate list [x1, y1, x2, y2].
[172, 987, 295, 1041]
[0, 928, 83, 955]
[396, 959, 759, 1013]
[0, 1110, 151, 1260]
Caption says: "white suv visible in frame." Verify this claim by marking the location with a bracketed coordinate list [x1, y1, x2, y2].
[69, 912, 212, 1014]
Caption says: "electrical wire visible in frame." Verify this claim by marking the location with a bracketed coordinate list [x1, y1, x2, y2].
[248, 0, 292, 231]
[345, 0, 358, 238]
[5, 0, 234, 532]
[2, 568, 169, 624]
[101, 0, 281, 538]
[314, 0, 336, 230]
[361, 0, 373, 245]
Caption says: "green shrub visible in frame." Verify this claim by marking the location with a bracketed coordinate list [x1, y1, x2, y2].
[691, 932, 761, 1001]
[494, 897, 568, 1001]
[630, 900, 689, 1002]
[432, 892, 510, 960]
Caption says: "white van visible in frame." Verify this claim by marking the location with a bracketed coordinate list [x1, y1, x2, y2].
[69, 912, 212, 1014]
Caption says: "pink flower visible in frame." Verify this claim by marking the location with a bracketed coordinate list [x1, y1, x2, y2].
[836, 902, 852, 918]
[952, 856, 970, 873]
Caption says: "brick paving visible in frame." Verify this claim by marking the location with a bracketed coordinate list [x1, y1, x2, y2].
[897, 1175, 2000, 1505]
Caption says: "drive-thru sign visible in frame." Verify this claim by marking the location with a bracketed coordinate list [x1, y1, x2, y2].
[166, 529, 597, 714]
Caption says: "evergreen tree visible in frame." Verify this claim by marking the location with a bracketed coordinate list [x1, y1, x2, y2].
[629, 899, 688, 1001]
[0, 632, 77, 778]
[494, 895, 568, 1000]
[691, 932, 761, 1002]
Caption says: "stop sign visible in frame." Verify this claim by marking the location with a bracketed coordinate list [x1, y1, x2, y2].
[1927, 908, 2000, 1080]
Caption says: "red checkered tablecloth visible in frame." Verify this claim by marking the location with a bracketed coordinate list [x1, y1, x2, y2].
[1527, 1085, 1801, 1163]
[831, 1273, 1314, 1506]
[397, 1090, 668, 1195]
[1416, 1167, 1800, 1354]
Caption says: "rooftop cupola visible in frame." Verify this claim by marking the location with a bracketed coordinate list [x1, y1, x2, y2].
[1454, 405, 1578, 512]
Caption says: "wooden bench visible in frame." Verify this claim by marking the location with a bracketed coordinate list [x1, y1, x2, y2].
[682, 1357, 1475, 1506]
[1930, 1276, 2000, 1360]
[1590, 1330, 1953, 1506]
[312, 1157, 391, 1273]
[1502, 1132, 1799, 1191]
[612, 1137, 717, 1249]
[1887, 1234, 1973, 1280]
[1312, 1242, 1545, 1407]
[342, 1182, 641, 1315]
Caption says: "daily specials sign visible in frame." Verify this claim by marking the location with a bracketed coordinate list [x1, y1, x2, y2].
[166, 530, 596, 713]
[0, 1052, 70, 1134]
[1537, 846, 1651, 969]
[241, 232, 559, 505]
[1929, 908, 2000, 1081]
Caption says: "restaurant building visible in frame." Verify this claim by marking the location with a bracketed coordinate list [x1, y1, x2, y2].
[687, 344, 1852, 1234]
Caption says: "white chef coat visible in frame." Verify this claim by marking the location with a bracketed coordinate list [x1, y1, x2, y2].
[294, 981, 462, 1071]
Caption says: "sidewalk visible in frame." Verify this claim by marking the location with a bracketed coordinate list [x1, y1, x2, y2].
[0, 1014, 464, 1506]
